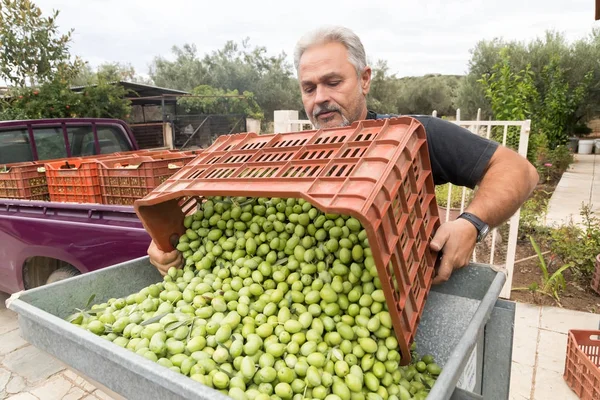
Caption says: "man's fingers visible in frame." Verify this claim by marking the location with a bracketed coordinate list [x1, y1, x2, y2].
[430, 224, 450, 252]
[148, 240, 180, 265]
[433, 255, 453, 284]
[148, 240, 183, 276]
[149, 258, 169, 276]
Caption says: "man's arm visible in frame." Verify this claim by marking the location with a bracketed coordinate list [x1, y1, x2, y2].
[430, 145, 539, 283]
[414, 116, 539, 283]
[463, 145, 539, 227]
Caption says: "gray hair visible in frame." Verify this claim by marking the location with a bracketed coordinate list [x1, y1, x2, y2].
[293, 26, 367, 76]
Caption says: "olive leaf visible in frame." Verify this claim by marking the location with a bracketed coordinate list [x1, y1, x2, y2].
[66, 313, 82, 323]
[85, 294, 96, 309]
[187, 317, 197, 342]
[165, 320, 190, 332]
[216, 365, 234, 378]
[239, 199, 255, 207]
[275, 257, 288, 266]
[422, 379, 434, 389]
[140, 313, 168, 326]
[331, 348, 344, 362]
[85, 308, 108, 315]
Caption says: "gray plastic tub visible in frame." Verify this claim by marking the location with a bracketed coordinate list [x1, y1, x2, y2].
[6, 256, 514, 400]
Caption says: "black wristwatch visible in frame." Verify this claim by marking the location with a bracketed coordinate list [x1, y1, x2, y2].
[457, 212, 490, 243]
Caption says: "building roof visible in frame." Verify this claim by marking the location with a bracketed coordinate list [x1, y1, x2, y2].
[70, 81, 190, 106]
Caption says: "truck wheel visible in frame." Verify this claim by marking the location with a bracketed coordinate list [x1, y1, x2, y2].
[46, 266, 81, 285]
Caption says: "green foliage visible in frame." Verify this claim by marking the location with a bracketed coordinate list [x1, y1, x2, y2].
[366, 60, 402, 114]
[0, 77, 131, 120]
[0, 0, 83, 87]
[536, 58, 594, 148]
[478, 48, 538, 121]
[177, 85, 263, 120]
[150, 40, 462, 122]
[455, 73, 492, 120]
[434, 183, 473, 208]
[72, 62, 150, 86]
[367, 61, 461, 117]
[77, 80, 132, 119]
[458, 29, 600, 138]
[477, 48, 538, 150]
[150, 40, 300, 122]
[549, 204, 600, 279]
[518, 190, 551, 236]
[513, 235, 572, 305]
[534, 143, 574, 184]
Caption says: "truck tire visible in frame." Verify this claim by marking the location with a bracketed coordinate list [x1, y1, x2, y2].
[46, 266, 81, 285]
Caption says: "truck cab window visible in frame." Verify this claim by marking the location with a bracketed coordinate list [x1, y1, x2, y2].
[67, 125, 131, 156]
[32, 127, 68, 161]
[67, 126, 96, 156]
[0, 128, 34, 164]
[96, 126, 132, 154]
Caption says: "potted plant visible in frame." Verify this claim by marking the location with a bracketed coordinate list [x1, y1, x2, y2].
[573, 124, 594, 154]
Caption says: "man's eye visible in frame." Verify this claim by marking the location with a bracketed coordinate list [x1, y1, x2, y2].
[304, 87, 315, 93]
[329, 81, 341, 87]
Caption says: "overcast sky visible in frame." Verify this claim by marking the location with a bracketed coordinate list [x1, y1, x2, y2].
[27, 0, 600, 79]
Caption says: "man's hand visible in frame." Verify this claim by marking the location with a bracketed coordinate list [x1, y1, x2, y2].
[147, 240, 183, 276]
[429, 218, 478, 284]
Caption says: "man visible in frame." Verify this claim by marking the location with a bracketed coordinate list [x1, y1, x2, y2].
[148, 25, 539, 284]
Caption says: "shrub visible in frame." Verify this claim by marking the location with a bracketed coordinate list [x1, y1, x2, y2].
[534, 143, 574, 184]
[548, 204, 600, 279]
[0, 77, 132, 121]
[519, 191, 551, 237]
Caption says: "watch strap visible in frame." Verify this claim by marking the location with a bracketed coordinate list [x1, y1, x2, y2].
[457, 212, 487, 241]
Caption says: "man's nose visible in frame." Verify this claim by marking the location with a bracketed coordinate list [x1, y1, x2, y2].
[314, 85, 330, 105]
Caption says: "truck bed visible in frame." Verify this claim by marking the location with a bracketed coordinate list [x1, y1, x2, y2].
[0, 198, 151, 294]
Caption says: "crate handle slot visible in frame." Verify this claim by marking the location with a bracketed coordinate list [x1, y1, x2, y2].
[586, 333, 600, 342]
[59, 161, 77, 170]
[168, 162, 185, 170]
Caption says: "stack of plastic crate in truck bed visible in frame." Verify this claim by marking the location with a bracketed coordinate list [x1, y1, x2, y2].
[7, 117, 515, 400]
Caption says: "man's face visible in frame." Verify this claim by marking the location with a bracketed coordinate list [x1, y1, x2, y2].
[298, 41, 371, 129]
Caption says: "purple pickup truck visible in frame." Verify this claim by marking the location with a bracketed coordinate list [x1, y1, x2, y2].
[0, 118, 152, 294]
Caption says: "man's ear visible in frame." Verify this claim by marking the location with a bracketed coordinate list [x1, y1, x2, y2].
[361, 66, 372, 95]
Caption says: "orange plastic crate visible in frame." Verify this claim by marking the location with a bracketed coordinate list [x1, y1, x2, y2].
[98, 153, 196, 206]
[134, 117, 441, 364]
[114, 149, 171, 157]
[45, 159, 104, 204]
[0, 162, 50, 201]
[592, 254, 600, 296]
[564, 330, 600, 400]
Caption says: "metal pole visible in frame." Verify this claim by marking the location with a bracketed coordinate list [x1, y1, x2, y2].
[180, 116, 210, 150]
[228, 116, 243, 135]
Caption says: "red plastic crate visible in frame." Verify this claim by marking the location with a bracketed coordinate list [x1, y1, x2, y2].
[134, 117, 441, 364]
[0, 162, 50, 200]
[592, 254, 600, 296]
[98, 153, 196, 205]
[45, 159, 104, 204]
[564, 330, 600, 400]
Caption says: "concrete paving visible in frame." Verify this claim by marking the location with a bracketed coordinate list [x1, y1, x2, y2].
[0, 291, 116, 400]
[545, 154, 600, 228]
[3, 290, 599, 399]
[509, 302, 600, 400]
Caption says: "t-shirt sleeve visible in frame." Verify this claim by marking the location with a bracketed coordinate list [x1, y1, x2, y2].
[412, 116, 499, 189]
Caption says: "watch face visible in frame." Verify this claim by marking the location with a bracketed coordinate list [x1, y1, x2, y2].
[478, 225, 490, 242]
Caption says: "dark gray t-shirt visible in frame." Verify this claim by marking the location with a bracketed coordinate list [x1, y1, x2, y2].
[366, 111, 498, 189]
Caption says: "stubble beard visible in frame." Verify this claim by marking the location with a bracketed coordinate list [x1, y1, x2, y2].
[310, 104, 352, 129]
